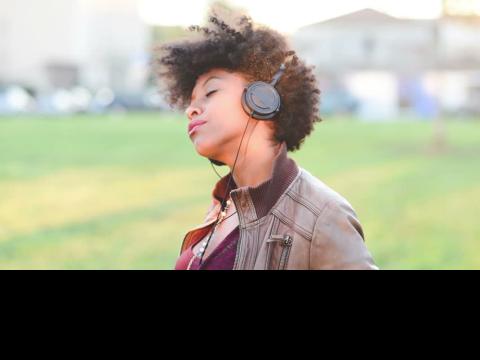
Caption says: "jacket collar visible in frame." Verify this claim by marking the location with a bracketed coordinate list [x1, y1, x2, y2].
[211, 141, 300, 224]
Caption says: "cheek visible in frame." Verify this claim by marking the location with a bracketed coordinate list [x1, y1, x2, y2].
[191, 91, 249, 156]
[211, 92, 248, 126]
[208, 96, 248, 133]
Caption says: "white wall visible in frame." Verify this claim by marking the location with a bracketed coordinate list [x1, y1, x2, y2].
[345, 71, 399, 120]
[0, 0, 82, 88]
[293, 20, 436, 72]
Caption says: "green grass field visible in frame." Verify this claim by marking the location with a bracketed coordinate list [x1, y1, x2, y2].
[0, 112, 479, 269]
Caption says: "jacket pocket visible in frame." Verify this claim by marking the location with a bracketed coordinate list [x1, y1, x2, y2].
[265, 234, 293, 270]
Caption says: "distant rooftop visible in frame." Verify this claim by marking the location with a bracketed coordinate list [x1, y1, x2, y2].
[298, 8, 434, 30]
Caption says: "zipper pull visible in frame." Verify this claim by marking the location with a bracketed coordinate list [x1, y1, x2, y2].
[267, 234, 293, 247]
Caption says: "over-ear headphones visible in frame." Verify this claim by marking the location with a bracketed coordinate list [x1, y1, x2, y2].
[241, 62, 287, 121]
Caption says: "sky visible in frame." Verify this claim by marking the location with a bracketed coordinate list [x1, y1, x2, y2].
[138, 0, 445, 34]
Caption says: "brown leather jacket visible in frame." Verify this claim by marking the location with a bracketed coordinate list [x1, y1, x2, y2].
[179, 141, 378, 270]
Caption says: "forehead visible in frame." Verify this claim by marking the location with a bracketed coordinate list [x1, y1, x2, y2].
[195, 69, 228, 88]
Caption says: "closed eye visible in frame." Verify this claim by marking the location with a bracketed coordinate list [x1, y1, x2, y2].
[206, 90, 218, 98]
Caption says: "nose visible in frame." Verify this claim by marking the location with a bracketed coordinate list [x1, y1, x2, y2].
[185, 102, 202, 121]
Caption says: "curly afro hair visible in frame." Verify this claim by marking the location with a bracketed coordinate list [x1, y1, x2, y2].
[154, 6, 322, 152]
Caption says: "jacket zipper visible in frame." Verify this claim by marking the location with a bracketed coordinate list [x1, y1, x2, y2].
[232, 226, 242, 270]
[266, 234, 293, 270]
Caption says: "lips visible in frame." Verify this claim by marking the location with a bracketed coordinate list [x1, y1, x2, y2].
[188, 120, 207, 135]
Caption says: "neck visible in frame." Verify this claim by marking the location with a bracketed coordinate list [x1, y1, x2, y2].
[226, 131, 282, 189]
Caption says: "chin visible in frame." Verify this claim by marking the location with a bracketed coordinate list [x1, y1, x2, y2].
[192, 137, 217, 159]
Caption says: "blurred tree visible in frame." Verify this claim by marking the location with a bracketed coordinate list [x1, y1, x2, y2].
[152, 26, 188, 44]
[431, 18, 447, 153]
[147, 26, 187, 89]
[204, 0, 249, 22]
[442, 0, 480, 21]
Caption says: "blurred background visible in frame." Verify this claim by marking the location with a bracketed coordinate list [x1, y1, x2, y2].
[0, 0, 478, 269]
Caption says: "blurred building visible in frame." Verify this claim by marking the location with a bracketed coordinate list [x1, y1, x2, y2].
[0, 0, 150, 94]
[1, 2, 479, 117]
[292, 8, 480, 119]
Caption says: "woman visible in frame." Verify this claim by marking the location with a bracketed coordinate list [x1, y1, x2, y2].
[156, 8, 378, 270]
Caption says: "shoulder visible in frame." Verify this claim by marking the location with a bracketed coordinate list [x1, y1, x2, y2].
[287, 167, 358, 218]
[286, 168, 378, 269]
[276, 167, 361, 239]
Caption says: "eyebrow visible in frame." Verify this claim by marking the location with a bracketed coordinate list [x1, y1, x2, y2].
[202, 75, 222, 87]
[191, 76, 223, 101]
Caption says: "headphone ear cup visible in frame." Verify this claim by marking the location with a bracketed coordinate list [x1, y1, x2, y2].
[242, 82, 281, 121]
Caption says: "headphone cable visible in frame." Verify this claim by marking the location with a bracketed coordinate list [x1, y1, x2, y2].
[198, 111, 254, 267]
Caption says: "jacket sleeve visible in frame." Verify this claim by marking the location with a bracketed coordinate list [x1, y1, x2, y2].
[309, 200, 379, 270]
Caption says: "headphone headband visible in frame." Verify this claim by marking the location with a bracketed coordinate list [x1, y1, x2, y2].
[270, 63, 286, 87]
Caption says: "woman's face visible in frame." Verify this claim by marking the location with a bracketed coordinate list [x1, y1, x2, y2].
[185, 68, 254, 163]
